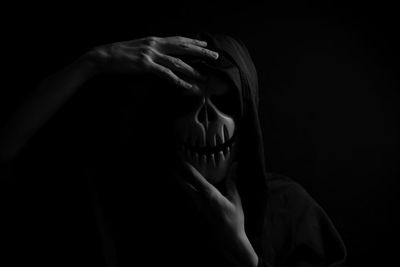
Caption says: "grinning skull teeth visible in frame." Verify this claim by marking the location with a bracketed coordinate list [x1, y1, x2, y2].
[181, 132, 236, 157]
[225, 146, 230, 157]
[218, 151, 225, 162]
[182, 140, 234, 166]
[211, 135, 217, 147]
[189, 152, 224, 165]
[201, 154, 207, 165]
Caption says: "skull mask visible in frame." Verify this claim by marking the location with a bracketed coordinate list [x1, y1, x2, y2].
[174, 70, 241, 184]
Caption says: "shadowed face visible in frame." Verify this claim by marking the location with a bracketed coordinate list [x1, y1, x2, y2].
[174, 72, 241, 184]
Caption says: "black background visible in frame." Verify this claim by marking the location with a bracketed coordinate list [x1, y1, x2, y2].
[2, 1, 399, 266]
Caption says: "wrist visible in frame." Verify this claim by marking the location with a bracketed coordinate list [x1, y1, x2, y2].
[239, 233, 259, 267]
[79, 49, 104, 77]
[227, 231, 258, 267]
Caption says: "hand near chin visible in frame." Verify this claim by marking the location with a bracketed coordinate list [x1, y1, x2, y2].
[175, 161, 258, 267]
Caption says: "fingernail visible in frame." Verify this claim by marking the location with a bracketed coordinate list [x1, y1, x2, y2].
[213, 52, 219, 59]
[182, 84, 192, 91]
[183, 84, 199, 94]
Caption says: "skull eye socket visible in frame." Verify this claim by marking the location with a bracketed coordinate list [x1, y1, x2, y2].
[210, 88, 240, 118]
[172, 94, 201, 117]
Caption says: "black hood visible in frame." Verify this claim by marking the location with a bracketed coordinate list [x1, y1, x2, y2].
[188, 32, 269, 252]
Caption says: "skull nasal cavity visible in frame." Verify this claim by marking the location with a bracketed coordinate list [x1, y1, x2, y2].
[197, 104, 218, 129]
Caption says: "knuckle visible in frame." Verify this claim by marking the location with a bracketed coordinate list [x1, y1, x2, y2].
[144, 36, 158, 47]
[176, 79, 187, 87]
[162, 68, 174, 76]
[172, 58, 183, 68]
[138, 46, 153, 57]
[178, 43, 189, 49]
[201, 48, 210, 55]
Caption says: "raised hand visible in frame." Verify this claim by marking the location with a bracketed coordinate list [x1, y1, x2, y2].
[176, 161, 258, 267]
[86, 36, 219, 91]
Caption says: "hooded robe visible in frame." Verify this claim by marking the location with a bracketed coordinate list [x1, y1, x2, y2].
[90, 32, 347, 267]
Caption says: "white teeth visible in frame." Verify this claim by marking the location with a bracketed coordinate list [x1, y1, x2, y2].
[218, 151, 225, 163]
[225, 146, 230, 158]
[201, 154, 207, 165]
[211, 135, 217, 147]
[220, 126, 225, 143]
[223, 125, 230, 142]
[211, 154, 216, 167]
[217, 135, 224, 145]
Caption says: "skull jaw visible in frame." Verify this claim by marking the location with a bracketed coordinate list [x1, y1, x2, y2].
[179, 142, 237, 185]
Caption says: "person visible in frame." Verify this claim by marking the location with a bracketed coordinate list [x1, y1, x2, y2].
[0, 32, 346, 267]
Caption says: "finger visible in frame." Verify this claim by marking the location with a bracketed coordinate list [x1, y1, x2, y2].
[147, 59, 197, 92]
[165, 36, 208, 47]
[153, 53, 205, 80]
[181, 161, 218, 197]
[164, 42, 219, 60]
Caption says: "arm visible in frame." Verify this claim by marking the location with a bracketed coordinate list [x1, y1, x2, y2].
[0, 56, 96, 163]
[0, 36, 219, 164]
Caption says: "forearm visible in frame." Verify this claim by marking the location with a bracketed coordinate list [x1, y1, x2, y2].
[0, 54, 97, 162]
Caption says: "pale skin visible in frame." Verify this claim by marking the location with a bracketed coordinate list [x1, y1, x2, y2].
[0, 36, 258, 267]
